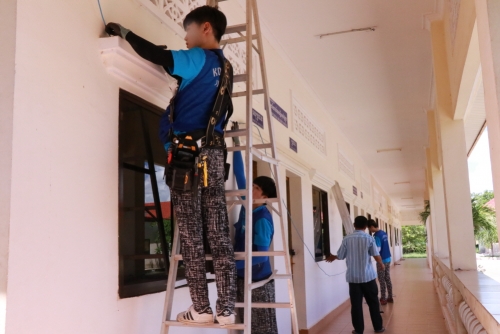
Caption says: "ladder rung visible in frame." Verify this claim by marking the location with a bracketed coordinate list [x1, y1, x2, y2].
[235, 251, 286, 259]
[173, 251, 286, 262]
[274, 274, 293, 280]
[225, 189, 248, 197]
[226, 129, 247, 137]
[226, 198, 279, 206]
[221, 35, 257, 45]
[225, 24, 247, 35]
[164, 321, 245, 330]
[235, 302, 291, 309]
[227, 143, 272, 152]
[252, 147, 279, 165]
[232, 89, 265, 98]
[234, 74, 247, 83]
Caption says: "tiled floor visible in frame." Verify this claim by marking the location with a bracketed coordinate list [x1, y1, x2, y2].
[312, 258, 448, 334]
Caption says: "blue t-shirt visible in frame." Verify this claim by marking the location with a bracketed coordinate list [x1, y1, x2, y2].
[234, 205, 274, 281]
[373, 230, 391, 263]
[159, 48, 226, 145]
[232, 151, 274, 281]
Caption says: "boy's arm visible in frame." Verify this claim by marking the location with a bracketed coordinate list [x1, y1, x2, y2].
[126, 32, 174, 71]
[373, 255, 383, 265]
[233, 151, 246, 191]
[232, 123, 246, 192]
[374, 235, 382, 253]
[105, 23, 174, 70]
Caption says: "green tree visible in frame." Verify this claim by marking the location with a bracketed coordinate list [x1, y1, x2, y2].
[402, 225, 427, 254]
[471, 191, 497, 256]
[419, 200, 430, 224]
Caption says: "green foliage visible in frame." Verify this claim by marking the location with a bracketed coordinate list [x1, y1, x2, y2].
[471, 191, 497, 255]
[472, 190, 494, 206]
[419, 200, 431, 225]
[402, 225, 427, 254]
[150, 219, 172, 254]
[403, 253, 427, 258]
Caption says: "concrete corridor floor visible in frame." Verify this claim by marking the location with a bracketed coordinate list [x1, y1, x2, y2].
[310, 258, 448, 334]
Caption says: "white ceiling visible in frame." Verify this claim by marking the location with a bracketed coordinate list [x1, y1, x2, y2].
[256, 0, 437, 210]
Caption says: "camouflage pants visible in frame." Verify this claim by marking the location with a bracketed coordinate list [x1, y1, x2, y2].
[377, 262, 393, 299]
[171, 147, 236, 313]
[236, 278, 278, 334]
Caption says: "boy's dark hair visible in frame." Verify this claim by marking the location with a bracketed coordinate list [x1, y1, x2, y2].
[183, 6, 227, 42]
[353, 216, 368, 229]
[367, 219, 378, 228]
[253, 176, 277, 198]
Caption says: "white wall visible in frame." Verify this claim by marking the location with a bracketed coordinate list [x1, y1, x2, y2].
[0, 0, 17, 333]
[3, 0, 405, 333]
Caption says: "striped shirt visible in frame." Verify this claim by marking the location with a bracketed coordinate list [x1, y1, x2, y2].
[337, 230, 380, 283]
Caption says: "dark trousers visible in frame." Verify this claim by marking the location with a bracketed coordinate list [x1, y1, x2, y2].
[376, 262, 393, 299]
[349, 279, 383, 333]
[236, 278, 278, 333]
[171, 147, 236, 314]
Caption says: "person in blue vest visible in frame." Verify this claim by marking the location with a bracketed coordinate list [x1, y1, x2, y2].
[368, 219, 394, 305]
[232, 125, 278, 333]
[105, 6, 236, 326]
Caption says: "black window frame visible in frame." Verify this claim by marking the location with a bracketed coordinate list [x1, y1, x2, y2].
[312, 186, 331, 261]
[118, 90, 185, 298]
[343, 202, 351, 236]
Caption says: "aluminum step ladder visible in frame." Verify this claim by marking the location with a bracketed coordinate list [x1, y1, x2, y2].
[332, 181, 355, 235]
[161, 0, 299, 333]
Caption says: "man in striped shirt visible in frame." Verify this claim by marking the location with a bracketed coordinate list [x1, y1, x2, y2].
[327, 216, 385, 334]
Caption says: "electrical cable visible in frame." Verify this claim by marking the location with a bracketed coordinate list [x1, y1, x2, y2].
[97, 0, 107, 26]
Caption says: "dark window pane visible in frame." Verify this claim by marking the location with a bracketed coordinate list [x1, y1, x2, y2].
[313, 187, 330, 261]
[118, 90, 184, 298]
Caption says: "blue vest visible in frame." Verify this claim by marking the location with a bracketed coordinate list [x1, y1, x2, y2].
[159, 49, 226, 144]
[234, 206, 274, 281]
[374, 230, 391, 261]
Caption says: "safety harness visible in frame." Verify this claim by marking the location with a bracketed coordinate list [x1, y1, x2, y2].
[165, 51, 234, 192]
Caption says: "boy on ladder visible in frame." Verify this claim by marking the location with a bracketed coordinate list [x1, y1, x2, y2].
[105, 5, 236, 327]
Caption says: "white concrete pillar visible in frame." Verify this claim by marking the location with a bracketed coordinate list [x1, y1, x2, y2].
[431, 21, 477, 270]
[0, 0, 17, 332]
[427, 111, 450, 259]
[476, 0, 500, 243]
[431, 169, 450, 259]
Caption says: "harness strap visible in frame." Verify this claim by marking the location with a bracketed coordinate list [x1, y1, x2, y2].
[167, 52, 233, 146]
[205, 52, 234, 147]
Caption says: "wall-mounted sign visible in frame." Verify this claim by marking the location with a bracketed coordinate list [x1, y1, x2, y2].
[289, 138, 298, 153]
[271, 98, 288, 128]
[252, 109, 264, 129]
[353, 186, 358, 196]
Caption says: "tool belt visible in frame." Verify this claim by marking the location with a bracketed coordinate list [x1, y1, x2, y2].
[165, 134, 203, 192]
[165, 51, 233, 191]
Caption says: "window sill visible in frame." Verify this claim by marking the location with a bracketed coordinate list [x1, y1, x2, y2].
[99, 36, 177, 106]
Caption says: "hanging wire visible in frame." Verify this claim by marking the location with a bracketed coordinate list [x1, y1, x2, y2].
[97, 0, 107, 26]
[253, 125, 347, 277]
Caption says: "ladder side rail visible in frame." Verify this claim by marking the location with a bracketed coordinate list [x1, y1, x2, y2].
[332, 182, 355, 234]
[242, 1, 254, 333]
[250, 1, 299, 332]
[161, 224, 181, 334]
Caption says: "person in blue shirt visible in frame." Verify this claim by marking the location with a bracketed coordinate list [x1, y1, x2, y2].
[326, 217, 385, 334]
[106, 6, 236, 327]
[368, 220, 394, 305]
[232, 125, 277, 333]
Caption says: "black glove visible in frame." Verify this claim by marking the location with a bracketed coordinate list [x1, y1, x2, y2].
[231, 121, 241, 146]
[105, 22, 130, 39]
